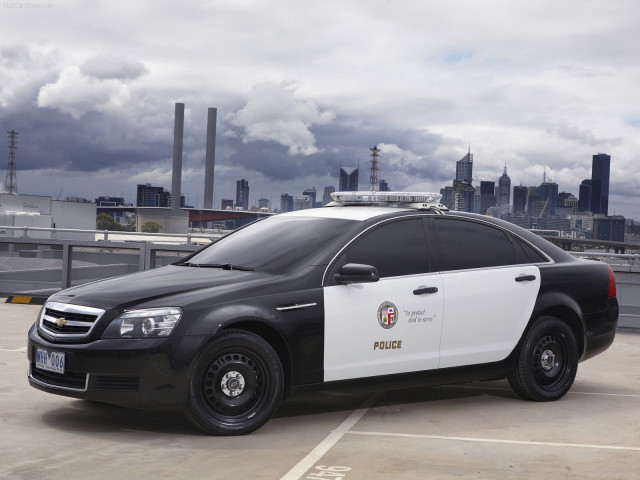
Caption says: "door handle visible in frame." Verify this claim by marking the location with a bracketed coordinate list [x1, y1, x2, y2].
[515, 275, 536, 282]
[413, 287, 439, 295]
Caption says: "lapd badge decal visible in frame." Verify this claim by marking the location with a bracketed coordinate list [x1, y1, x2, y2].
[377, 301, 398, 329]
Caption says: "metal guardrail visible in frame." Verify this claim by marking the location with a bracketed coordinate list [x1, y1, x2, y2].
[0, 226, 222, 295]
[0, 225, 224, 244]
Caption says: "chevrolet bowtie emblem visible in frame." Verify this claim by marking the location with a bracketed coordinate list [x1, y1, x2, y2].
[56, 317, 67, 327]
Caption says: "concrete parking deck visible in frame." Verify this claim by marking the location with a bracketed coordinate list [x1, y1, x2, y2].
[1, 301, 638, 480]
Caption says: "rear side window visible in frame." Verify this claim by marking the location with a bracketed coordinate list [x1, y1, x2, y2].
[513, 236, 548, 263]
[342, 218, 429, 278]
[429, 218, 516, 271]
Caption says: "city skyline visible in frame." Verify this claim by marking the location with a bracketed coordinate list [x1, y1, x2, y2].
[2, 1, 640, 219]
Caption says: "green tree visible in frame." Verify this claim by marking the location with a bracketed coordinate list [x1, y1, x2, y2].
[141, 221, 162, 233]
[96, 213, 122, 231]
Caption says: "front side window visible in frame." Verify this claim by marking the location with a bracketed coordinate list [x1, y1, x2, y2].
[182, 216, 358, 273]
[340, 218, 429, 278]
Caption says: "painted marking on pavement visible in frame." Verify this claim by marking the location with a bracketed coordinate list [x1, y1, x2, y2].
[346, 431, 640, 452]
[279, 393, 381, 480]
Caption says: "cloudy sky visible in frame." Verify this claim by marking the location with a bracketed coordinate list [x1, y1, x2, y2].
[1, 0, 640, 218]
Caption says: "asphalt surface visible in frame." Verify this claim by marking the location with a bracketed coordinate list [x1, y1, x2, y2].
[1, 301, 639, 480]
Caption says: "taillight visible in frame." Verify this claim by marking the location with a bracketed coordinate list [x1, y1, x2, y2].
[607, 264, 617, 298]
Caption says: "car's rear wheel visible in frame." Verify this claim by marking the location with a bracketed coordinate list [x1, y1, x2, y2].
[187, 329, 283, 435]
[508, 316, 578, 401]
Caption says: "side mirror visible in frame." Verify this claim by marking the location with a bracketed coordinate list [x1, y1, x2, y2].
[334, 263, 379, 284]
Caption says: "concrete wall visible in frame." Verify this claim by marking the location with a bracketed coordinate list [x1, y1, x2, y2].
[51, 200, 97, 240]
[136, 208, 189, 234]
[0, 213, 53, 238]
[0, 194, 97, 240]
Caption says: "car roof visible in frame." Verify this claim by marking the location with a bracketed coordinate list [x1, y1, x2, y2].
[280, 205, 415, 221]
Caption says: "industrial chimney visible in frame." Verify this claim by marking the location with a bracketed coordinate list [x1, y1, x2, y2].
[204, 107, 217, 209]
[171, 102, 185, 210]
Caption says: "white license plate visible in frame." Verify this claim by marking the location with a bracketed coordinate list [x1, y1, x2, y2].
[35, 348, 65, 374]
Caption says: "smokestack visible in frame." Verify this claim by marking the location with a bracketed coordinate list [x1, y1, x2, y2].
[171, 103, 184, 210]
[204, 107, 217, 209]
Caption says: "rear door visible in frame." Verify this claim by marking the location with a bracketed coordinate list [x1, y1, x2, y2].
[323, 217, 444, 381]
[427, 217, 542, 368]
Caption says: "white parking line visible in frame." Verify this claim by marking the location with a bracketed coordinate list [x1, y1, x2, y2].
[279, 393, 381, 480]
[0, 347, 27, 353]
[346, 431, 640, 452]
[444, 384, 640, 398]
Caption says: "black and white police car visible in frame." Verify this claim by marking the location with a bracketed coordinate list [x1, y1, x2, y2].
[28, 192, 619, 435]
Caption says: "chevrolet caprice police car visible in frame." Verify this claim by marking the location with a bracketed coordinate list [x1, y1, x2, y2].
[28, 192, 619, 435]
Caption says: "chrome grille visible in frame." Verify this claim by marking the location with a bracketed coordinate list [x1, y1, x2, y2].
[39, 302, 106, 340]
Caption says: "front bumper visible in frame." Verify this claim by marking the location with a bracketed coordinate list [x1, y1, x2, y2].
[27, 324, 211, 410]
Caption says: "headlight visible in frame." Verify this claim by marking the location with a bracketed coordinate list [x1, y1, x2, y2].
[102, 307, 183, 338]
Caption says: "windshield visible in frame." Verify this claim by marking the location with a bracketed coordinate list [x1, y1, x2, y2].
[181, 215, 359, 273]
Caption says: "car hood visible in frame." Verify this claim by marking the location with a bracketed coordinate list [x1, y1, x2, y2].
[49, 265, 280, 310]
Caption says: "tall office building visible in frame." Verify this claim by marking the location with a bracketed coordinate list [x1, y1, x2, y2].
[578, 180, 592, 212]
[235, 179, 249, 210]
[379, 179, 390, 192]
[538, 180, 559, 215]
[303, 187, 317, 208]
[280, 194, 293, 213]
[497, 164, 511, 208]
[322, 186, 335, 205]
[455, 147, 473, 185]
[512, 185, 527, 213]
[591, 153, 611, 216]
[221, 199, 234, 210]
[339, 166, 359, 191]
[479, 181, 496, 215]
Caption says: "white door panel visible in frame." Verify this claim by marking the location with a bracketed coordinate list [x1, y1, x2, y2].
[324, 275, 444, 381]
[438, 265, 540, 368]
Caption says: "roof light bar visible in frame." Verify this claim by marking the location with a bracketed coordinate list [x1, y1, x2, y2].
[328, 191, 448, 211]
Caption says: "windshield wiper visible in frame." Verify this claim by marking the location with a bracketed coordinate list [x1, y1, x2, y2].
[182, 262, 254, 271]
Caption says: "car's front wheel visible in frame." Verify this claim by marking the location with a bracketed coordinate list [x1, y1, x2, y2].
[187, 329, 284, 435]
[508, 316, 579, 401]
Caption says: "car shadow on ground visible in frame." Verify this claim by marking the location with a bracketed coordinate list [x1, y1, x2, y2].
[37, 380, 518, 436]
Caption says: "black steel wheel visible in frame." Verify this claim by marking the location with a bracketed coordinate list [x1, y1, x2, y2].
[508, 316, 579, 401]
[187, 329, 283, 435]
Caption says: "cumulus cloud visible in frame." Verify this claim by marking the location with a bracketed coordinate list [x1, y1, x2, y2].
[37, 67, 131, 119]
[0, 45, 58, 109]
[80, 54, 148, 80]
[227, 81, 335, 156]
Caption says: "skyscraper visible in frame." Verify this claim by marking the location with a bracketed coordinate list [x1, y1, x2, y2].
[513, 185, 527, 213]
[590, 153, 611, 216]
[236, 179, 249, 210]
[339, 166, 359, 191]
[479, 181, 496, 215]
[497, 164, 511, 208]
[538, 180, 559, 215]
[303, 187, 317, 207]
[280, 194, 293, 213]
[578, 179, 592, 212]
[455, 147, 473, 185]
[322, 186, 335, 205]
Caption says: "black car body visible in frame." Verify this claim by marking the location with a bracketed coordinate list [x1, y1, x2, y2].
[28, 192, 619, 434]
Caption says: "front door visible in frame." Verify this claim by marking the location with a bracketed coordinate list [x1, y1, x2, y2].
[322, 216, 444, 382]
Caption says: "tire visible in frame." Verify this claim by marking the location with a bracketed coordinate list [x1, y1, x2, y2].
[187, 329, 284, 435]
[508, 316, 579, 402]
